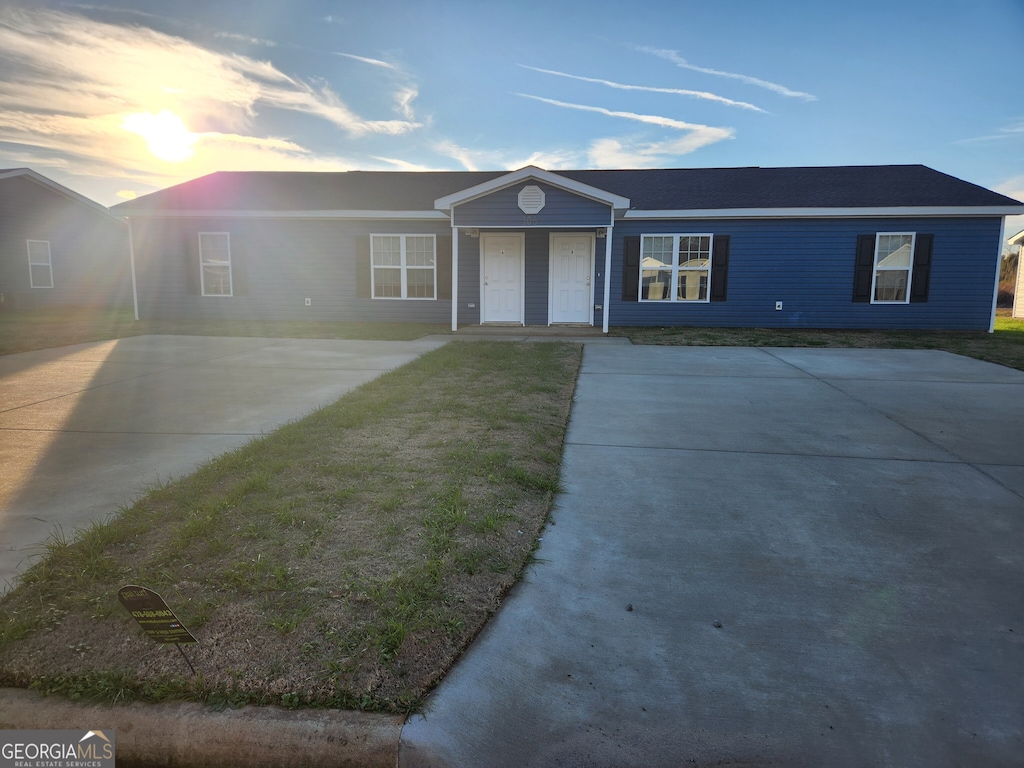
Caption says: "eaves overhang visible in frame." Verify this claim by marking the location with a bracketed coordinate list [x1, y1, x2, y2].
[434, 165, 630, 212]
[625, 205, 1024, 220]
[117, 209, 449, 220]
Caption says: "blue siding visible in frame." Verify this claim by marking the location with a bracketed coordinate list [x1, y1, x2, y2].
[133, 217, 453, 323]
[456, 230, 481, 325]
[607, 217, 1003, 331]
[453, 182, 611, 228]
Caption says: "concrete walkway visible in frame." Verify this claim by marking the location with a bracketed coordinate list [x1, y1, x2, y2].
[0, 334, 446, 590]
[400, 346, 1024, 767]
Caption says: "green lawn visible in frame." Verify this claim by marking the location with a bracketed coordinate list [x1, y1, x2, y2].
[0, 341, 581, 713]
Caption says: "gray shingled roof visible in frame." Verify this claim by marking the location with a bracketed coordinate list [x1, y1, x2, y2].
[112, 165, 1023, 214]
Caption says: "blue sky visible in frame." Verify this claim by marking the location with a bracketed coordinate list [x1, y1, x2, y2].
[1, 0, 1022, 238]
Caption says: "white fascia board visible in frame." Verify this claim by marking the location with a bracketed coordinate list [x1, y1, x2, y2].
[625, 206, 1024, 220]
[434, 165, 630, 211]
[1008, 229, 1024, 245]
[119, 209, 449, 220]
[0, 168, 126, 224]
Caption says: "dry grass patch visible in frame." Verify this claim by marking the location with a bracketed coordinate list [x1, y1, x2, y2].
[0, 341, 581, 714]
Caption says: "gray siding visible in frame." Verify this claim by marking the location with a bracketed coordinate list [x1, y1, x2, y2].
[132, 217, 453, 323]
[0, 176, 130, 310]
[607, 217, 1003, 330]
[453, 182, 611, 228]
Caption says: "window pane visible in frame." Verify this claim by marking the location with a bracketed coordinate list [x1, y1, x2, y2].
[406, 236, 435, 267]
[407, 268, 435, 298]
[642, 236, 673, 267]
[372, 236, 401, 266]
[30, 263, 53, 288]
[28, 241, 51, 265]
[373, 267, 401, 297]
[642, 269, 672, 300]
[874, 269, 908, 302]
[200, 233, 230, 265]
[677, 270, 708, 301]
[203, 265, 231, 295]
[876, 235, 912, 268]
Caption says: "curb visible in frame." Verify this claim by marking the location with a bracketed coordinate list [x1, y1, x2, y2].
[0, 688, 404, 767]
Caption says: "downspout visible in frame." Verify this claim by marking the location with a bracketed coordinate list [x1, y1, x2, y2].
[988, 216, 1006, 333]
[602, 223, 613, 334]
[127, 218, 139, 321]
[451, 225, 459, 332]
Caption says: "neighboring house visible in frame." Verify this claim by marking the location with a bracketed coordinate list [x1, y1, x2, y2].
[0, 168, 132, 311]
[111, 164, 1024, 332]
[1009, 229, 1024, 319]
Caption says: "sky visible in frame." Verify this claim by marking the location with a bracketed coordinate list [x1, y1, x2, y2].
[1, 0, 1022, 241]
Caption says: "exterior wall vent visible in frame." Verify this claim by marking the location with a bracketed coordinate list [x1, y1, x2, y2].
[518, 185, 545, 214]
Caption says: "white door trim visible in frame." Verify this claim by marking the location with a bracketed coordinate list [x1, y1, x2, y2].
[548, 232, 595, 325]
[480, 232, 525, 324]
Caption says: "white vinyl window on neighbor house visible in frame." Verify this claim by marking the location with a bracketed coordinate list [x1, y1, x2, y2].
[199, 232, 232, 297]
[371, 234, 436, 299]
[871, 232, 915, 303]
[640, 234, 712, 302]
[27, 240, 53, 288]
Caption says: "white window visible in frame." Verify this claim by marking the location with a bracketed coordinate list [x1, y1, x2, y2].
[371, 234, 436, 299]
[199, 232, 232, 297]
[871, 233, 914, 303]
[27, 240, 53, 288]
[640, 234, 712, 302]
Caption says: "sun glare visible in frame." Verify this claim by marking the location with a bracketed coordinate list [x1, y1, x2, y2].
[123, 110, 199, 162]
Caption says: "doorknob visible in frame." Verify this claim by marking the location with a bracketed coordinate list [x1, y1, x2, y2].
[586, 276, 591, 285]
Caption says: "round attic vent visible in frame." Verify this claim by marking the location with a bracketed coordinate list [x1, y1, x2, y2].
[518, 185, 545, 214]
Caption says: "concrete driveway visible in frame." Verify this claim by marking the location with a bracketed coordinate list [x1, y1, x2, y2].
[401, 346, 1024, 767]
[0, 334, 446, 590]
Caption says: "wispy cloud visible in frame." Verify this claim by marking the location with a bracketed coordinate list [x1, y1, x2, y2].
[955, 121, 1024, 144]
[520, 65, 767, 113]
[432, 141, 581, 172]
[0, 6, 422, 195]
[334, 52, 398, 70]
[638, 47, 816, 101]
[517, 94, 733, 141]
[215, 31, 277, 47]
[587, 135, 732, 168]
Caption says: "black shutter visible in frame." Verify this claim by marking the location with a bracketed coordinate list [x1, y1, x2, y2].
[436, 235, 452, 300]
[230, 232, 247, 296]
[355, 235, 371, 298]
[622, 236, 640, 301]
[910, 234, 933, 303]
[184, 232, 200, 295]
[710, 235, 730, 302]
[852, 234, 875, 302]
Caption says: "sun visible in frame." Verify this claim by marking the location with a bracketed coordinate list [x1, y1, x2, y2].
[123, 110, 198, 162]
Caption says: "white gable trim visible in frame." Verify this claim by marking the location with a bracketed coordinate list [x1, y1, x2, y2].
[627, 205, 1024, 220]
[0, 168, 126, 224]
[434, 165, 630, 212]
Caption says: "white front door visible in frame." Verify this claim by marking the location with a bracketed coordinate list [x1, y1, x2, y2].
[482, 234, 524, 323]
[549, 233, 594, 324]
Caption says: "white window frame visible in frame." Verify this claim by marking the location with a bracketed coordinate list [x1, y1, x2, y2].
[639, 233, 713, 303]
[199, 232, 233, 297]
[870, 232, 915, 305]
[27, 240, 53, 288]
[370, 234, 437, 300]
